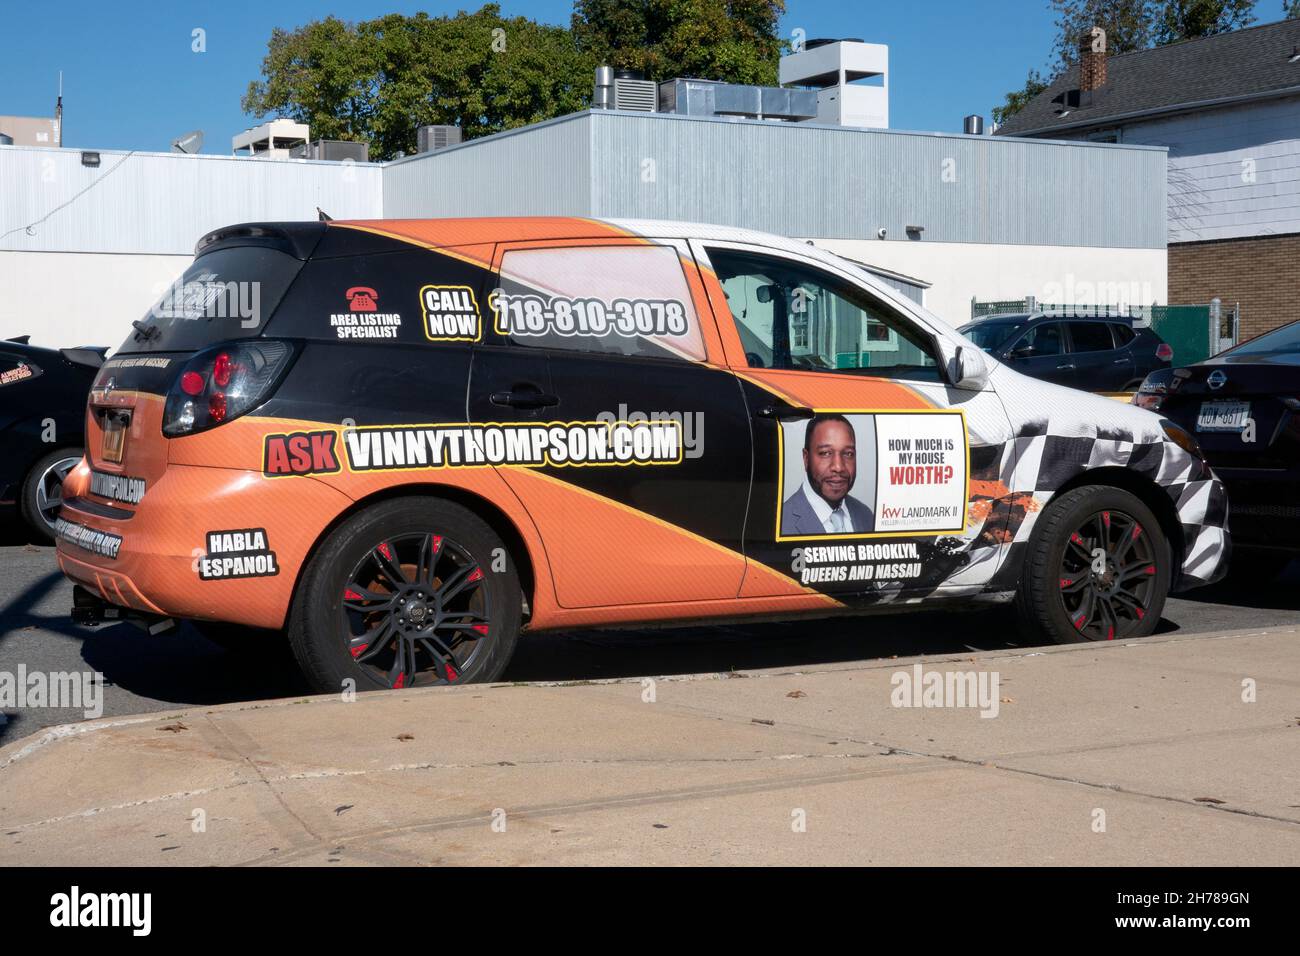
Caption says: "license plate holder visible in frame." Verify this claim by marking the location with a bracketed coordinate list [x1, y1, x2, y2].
[1196, 400, 1250, 433]
[101, 411, 129, 464]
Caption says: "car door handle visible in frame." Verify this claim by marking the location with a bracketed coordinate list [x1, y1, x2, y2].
[1112, 358, 1128, 364]
[755, 402, 814, 421]
[489, 389, 559, 410]
[1056, 363, 1075, 370]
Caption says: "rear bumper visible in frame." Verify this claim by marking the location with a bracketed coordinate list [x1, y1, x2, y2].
[56, 461, 352, 629]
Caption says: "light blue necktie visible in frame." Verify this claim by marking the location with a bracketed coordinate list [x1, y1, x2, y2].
[829, 508, 847, 533]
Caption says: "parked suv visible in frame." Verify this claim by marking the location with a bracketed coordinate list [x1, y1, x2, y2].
[959, 313, 1172, 392]
[58, 219, 1228, 692]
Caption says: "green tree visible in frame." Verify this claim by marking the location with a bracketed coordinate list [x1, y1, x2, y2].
[242, 5, 594, 160]
[1153, 0, 1255, 45]
[571, 0, 787, 84]
[993, 69, 1050, 125]
[1048, 0, 1156, 70]
[1285, 0, 1300, 20]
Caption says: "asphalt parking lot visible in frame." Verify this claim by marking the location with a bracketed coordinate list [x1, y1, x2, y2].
[2, 525, 1297, 746]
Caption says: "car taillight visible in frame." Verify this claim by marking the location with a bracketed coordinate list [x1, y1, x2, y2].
[163, 340, 294, 437]
[1155, 343, 1173, 362]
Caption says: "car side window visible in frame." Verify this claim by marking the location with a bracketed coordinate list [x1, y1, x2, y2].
[1068, 322, 1115, 353]
[491, 245, 706, 362]
[1112, 324, 1136, 347]
[1018, 323, 1063, 356]
[705, 247, 938, 379]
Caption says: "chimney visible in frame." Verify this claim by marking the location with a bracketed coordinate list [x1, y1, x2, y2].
[1079, 27, 1107, 93]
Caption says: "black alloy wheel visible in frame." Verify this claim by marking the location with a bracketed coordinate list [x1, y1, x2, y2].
[341, 532, 491, 688]
[1058, 508, 1157, 640]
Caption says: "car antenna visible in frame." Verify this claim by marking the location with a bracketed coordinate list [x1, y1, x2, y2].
[317, 207, 333, 222]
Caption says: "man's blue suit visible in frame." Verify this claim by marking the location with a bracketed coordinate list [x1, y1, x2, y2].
[781, 487, 875, 536]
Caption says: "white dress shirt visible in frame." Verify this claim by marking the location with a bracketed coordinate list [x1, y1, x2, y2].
[800, 481, 854, 534]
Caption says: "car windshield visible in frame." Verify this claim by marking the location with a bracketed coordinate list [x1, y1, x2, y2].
[961, 321, 1025, 352]
[1226, 319, 1300, 357]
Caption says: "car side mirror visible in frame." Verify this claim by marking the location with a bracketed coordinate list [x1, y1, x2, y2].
[1010, 344, 1036, 360]
[940, 340, 990, 390]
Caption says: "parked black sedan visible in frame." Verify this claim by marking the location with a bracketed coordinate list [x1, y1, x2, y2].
[0, 336, 105, 541]
[960, 313, 1172, 392]
[1135, 319, 1300, 578]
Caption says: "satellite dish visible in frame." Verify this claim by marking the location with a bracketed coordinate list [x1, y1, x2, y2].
[171, 130, 204, 154]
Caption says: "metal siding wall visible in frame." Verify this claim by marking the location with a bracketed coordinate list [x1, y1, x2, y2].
[0, 147, 383, 255]
[589, 112, 1166, 249]
[0, 111, 1166, 256]
[382, 114, 593, 218]
[1122, 97, 1300, 243]
[868, 271, 925, 304]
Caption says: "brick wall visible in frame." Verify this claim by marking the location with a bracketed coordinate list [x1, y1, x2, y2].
[1169, 233, 1300, 343]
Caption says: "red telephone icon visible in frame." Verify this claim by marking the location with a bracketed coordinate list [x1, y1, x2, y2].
[346, 286, 378, 312]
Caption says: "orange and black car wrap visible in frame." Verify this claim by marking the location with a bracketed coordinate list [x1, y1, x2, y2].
[56, 218, 847, 634]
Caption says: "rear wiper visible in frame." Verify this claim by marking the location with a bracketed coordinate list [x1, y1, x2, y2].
[131, 319, 160, 341]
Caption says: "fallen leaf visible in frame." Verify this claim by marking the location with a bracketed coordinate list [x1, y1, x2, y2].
[395, 732, 414, 741]
[1000, 697, 1015, 704]
[786, 690, 807, 699]
[334, 805, 354, 816]
[157, 723, 187, 734]
[751, 718, 775, 726]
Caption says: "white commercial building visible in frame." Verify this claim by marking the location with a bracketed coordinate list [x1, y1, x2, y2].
[1, 106, 1166, 349]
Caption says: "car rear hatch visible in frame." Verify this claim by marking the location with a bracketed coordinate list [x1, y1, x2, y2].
[77, 224, 322, 514]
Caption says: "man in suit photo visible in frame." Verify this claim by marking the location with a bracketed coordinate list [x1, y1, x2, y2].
[781, 413, 876, 536]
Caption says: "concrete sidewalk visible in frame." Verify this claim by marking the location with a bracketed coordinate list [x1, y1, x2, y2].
[2, 626, 1298, 866]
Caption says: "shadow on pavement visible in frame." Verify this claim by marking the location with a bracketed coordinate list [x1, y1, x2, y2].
[1176, 559, 1300, 612]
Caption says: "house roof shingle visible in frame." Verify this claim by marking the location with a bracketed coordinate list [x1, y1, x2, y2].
[995, 18, 1300, 137]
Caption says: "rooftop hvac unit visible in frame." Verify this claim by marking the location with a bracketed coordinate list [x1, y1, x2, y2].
[289, 139, 369, 162]
[613, 76, 657, 112]
[659, 79, 818, 122]
[417, 125, 462, 153]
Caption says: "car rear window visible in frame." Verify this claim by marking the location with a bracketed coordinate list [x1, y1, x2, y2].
[1068, 322, 1115, 353]
[1227, 319, 1300, 356]
[117, 246, 304, 354]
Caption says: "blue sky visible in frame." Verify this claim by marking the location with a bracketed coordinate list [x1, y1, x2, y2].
[0, 0, 1286, 152]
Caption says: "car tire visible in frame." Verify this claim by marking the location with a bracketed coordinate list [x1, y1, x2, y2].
[20, 447, 83, 543]
[1014, 485, 1170, 645]
[287, 497, 521, 694]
